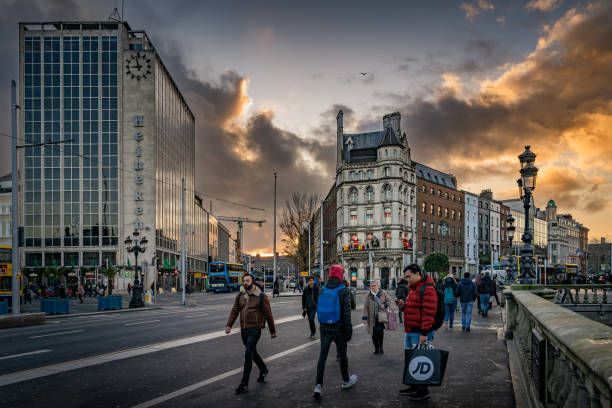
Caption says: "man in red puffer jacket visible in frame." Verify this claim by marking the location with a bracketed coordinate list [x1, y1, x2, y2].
[397, 264, 437, 401]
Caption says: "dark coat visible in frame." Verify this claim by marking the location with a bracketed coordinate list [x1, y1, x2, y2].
[456, 278, 477, 303]
[478, 275, 494, 294]
[443, 277, 458, 303]
[302, 284, 319, 311]
[319, 277, 353, 341]
[395, 282, 409, 302]
[226, 286, 276, 335]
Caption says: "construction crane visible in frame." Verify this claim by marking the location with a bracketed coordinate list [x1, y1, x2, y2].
[215, 216, 266, 257]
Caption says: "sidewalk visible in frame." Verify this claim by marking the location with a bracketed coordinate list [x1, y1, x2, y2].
[158, 302, 514, 407]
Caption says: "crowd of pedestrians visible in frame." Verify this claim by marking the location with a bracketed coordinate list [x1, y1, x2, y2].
[224, 264, 500, 401]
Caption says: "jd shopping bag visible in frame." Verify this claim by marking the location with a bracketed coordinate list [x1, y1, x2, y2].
[403, 344, 449, 386]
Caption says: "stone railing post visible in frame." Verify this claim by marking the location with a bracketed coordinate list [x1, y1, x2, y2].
[504, 289, 516, 339]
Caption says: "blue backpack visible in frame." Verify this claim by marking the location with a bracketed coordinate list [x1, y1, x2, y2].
[444, 286, 455, 304]
[317, 285, 344, 324]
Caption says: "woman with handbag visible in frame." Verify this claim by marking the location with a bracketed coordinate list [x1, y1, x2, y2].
[362, 280, 392, 354]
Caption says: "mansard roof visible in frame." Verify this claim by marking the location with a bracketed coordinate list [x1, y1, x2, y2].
[415, 163, 456, 189]
[377, 127, 403, 148]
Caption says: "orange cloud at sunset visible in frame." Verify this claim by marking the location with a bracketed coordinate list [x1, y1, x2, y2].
[401, 3, 612, 241]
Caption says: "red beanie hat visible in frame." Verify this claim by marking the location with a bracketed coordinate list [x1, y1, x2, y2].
[329, 264, 344, 280]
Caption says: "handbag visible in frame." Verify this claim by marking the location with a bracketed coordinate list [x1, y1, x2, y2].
[373, 293, 388, 323]
[403, 343, 449, 386]
[386, 309, 398, 330]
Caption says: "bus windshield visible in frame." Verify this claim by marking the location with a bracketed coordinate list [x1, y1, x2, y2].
[210, 264, 226, 273]
[0, 248, 11, 263]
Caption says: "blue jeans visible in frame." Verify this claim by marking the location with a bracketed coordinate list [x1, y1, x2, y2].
[480, 294, 491, 314]
[404, 331, 435, 349]
[444, 302, 457, 327]
[461, 302, 473, 329]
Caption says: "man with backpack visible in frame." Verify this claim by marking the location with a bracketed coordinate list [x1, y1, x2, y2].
[397, 264, 440, 401]
[313, 265, 357, 398]
[302, 276, 319, 339]
[442, 274, 458, 329]
[225, 274, 277, 394]
[477, 272, 494, 317]
[455, 272, 478, 331]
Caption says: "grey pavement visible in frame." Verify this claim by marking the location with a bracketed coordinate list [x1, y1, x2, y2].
[0, 293, 514, 408]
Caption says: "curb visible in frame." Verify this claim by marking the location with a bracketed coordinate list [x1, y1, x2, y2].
[45, 306, 163, 319]
[0, 312, 46, 329]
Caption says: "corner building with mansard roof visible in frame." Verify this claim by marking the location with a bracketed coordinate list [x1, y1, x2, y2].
[335, 111, 417, 288]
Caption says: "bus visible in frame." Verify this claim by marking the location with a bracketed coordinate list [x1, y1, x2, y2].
[0, 245, 20, 309]
[208, 262, 245, 292]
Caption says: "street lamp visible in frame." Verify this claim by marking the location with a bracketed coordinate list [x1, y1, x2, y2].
[303, 221, 311, 277]
[506, 214, 516, 282]
[516, 146, 539, 284]
[125, 230, 148, 308]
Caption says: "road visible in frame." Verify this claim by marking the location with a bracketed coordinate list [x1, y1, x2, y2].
[0, 292, 512, 408]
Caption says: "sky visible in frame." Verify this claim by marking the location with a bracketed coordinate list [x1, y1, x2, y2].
[0, 0, 611, 255]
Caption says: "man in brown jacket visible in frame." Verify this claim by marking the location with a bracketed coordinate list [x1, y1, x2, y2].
[225, 274, 277, 394]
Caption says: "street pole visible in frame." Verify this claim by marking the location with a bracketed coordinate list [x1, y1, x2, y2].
[11, 80, 19, 315]
[181, 178, 186, 306]
[308, 224, 311, 277]
[273, 173, 277, 287]
[320, 201, 323, 279]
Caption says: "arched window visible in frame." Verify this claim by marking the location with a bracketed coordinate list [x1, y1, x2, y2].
[366, 186, 374, 201]
[383, 184, 392, 200]
[349, 187, 358, 203]
[349, 171, 356, 181]
[445, 192, 449, 200]
[384, 167, 391, 177]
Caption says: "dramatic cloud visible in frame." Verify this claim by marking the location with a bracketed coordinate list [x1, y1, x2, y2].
[394, 4, 612, 225]
[461, 0, 495, 21]
[526, 0, 563, 12]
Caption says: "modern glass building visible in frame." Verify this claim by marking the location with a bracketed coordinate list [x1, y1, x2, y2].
[18, 21, 219, 292]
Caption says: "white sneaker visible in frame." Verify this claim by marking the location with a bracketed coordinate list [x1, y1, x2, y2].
[313, 384, 322, 397]
[342, 374, 357, 389]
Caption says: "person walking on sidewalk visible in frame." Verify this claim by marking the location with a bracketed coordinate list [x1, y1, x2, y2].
[313, 265, 357, 398]
[397, 264, 437, 401]
[475, 272, 484, 314]
[456, 272, 478, 331]
[362, 280, 392, 354]
[442, 274, 458, 329]
[225, 274, 277, 395]
[273, 279, 280, 298]
[302, 276, 319, 339]
[478, 272, 494, 317]
[492, 276, 500, 306]
[395, 278, 409, 323]
[78, 283, 84, 304]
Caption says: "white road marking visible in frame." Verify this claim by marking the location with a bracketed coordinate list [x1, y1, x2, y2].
[124, 320, 160, 326]
[0, 313, 303, 387]
[29, 330, 83, 339]
[0, 350, 52, 360]
[132, 324, 366, 408]
[185, 314, 209, 318]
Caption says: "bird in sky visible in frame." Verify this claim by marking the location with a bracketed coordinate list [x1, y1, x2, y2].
[360, 72, 368, 76]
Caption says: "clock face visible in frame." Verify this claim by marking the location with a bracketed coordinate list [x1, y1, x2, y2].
[126, 52, 152, 81]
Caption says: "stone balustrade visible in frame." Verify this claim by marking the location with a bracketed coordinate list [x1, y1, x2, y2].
[504, 288, 612, 408]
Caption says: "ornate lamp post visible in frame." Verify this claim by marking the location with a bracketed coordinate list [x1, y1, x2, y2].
[516, 146, 539, 284]
[125, 230, 148, 308]
[505, 214, 516, 282]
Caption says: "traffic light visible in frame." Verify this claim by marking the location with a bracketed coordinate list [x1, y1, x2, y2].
[250, 264, 253, 273]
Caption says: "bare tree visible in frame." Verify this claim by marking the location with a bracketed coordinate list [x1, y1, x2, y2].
[280, 192, 320, 271]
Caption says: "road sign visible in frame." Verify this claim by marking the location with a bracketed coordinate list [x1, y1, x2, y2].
[300, 271, 309, 276]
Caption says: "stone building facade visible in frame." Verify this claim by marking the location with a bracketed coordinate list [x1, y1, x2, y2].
[546, 200, 582, 267]
[335, 111, 417, 288]
[416, 164, 465, 276]
[463, 191, 479, 276]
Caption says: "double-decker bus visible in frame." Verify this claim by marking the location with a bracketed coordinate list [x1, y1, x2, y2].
[208, 262, 245, 292]
[0, 245, 20, 309]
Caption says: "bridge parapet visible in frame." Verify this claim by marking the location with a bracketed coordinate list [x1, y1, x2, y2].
[504, 288, 612, 408]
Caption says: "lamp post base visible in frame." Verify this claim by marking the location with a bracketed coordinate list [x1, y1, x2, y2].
[129, 284, 145, 308]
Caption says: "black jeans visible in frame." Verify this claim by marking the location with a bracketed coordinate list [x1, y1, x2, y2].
[493, 291, 500, 305]
[240, 328, 267, 385]
[307, 309, 317, 336]
[372, 322, 385, 350]
[316, 330, 349, 386]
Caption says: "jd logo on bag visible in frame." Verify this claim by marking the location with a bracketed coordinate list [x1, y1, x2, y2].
[408, 356, 434, 381]
[403, 346, 449, 386]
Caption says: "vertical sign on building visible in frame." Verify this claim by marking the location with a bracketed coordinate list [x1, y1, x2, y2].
[133, 115, 144, 230]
